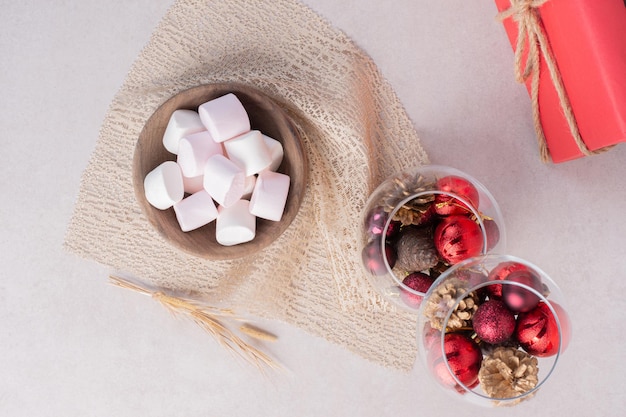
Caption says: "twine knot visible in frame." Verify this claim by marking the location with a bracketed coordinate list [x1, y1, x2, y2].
[497, 0, 603, 162]
[509, 0, 545, 16]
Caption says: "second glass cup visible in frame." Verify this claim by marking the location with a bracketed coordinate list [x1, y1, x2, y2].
[416, 254, 571, 406]
[360, 165, 506, 311]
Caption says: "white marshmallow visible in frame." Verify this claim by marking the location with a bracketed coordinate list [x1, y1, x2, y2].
[182, 174, 205, 194]
[162, 110, 206, 154]
[216, 200, 256, 246]
[223, 130, 272, 176]
[144, 160, 184, 210]
[242, 175, 257, 200]
[203, 154, 245, 208]
[249, 170, 290, 221]
[173, 190, 218, 232]
[177, 130, 223, 177]
[262, 134, 284, 172]
[198, 93, 250, 143]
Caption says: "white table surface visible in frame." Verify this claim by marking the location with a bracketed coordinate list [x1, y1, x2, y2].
[2, 1, 624, 415]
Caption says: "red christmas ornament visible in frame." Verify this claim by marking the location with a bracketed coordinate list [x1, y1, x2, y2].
[552, 301, 572, 353]
[465, 379, 480, 391]
[472, 300, 516, 344]
[361, 239, 396, 276]
[386, 220, 402, 239]
[456, 269, 488, 301]
[515, 302, 562, 357]
[502, 269, 542, 313]
[482, 218, 500, 251]
[434, 176, 480, 216]
[486, 261, 529, 299]
[400, 272, 435, 308]
[428, 333, 483, 391]
[434, 216, 483, 264]
[415, 203, 437, 226]
[422, 323, 442, 351]
[365, 208, 401, 239]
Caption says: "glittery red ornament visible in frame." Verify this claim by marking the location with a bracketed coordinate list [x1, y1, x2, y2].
[400, 272, 435, 308]
[515, 302, 562, 357]
[486, 261, 529, 299]
[434, 215, 483, 264]
[428, 333, 483, 390]
[434, 176, 480, 216]
[502, 269, 542, 313]
[473, 300, 516, 344]
[362, 240, 396, 275]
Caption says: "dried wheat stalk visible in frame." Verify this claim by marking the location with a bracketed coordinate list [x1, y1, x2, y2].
[109, 275, 281, 372]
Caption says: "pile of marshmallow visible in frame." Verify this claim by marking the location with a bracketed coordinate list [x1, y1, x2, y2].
[143, 93, 290, 246]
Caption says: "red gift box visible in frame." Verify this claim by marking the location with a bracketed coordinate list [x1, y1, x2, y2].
[495, 0, 626, 163]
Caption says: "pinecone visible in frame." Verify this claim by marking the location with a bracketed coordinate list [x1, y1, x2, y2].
[381, 173, 436, 214]
[394, 226, 439, 272]
[422, 278, 479, 331]
[392, 205, 431, 226]
[478, 347, 539, 405]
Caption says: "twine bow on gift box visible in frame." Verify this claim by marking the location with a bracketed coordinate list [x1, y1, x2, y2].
[496, 0, 612, 162]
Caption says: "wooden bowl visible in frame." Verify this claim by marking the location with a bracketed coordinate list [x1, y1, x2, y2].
[133, 83, 307, 260]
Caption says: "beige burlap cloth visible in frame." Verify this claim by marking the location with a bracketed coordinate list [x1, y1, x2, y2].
[65, 0, 429, 370]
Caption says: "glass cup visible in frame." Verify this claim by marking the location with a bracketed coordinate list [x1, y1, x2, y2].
[416, 254, 571, 407]
[360, 165, 506, 311]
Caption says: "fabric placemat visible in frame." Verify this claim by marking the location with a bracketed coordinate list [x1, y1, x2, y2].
[65, 0, 429, 370]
